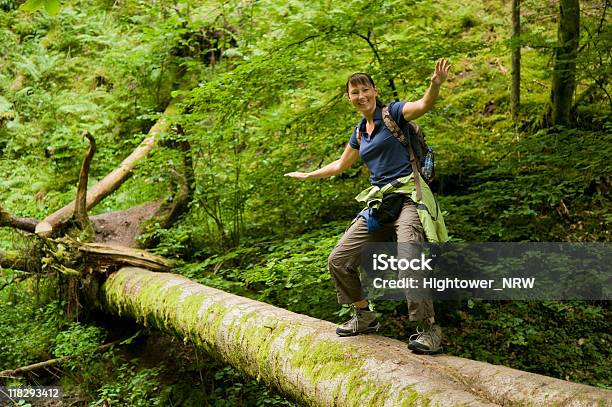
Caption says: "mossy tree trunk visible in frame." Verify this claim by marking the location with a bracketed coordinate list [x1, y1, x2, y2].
[98, 267, 612, 407]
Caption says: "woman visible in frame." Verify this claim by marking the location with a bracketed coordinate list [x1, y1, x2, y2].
[285, 59, 451, 354]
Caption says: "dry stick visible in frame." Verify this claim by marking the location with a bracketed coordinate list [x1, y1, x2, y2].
[0, 338, 124, 378]
[74, 131, 96, 230]
[35, 102, 178, 238]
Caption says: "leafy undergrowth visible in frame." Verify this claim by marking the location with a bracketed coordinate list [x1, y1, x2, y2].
[440, 126, 611, 242]
[443, 300, 611, 388]
[0, 281, 298, 406]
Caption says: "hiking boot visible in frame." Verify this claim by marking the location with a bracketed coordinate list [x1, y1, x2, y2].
[408, 324, 442, 354]
[336, 306, 380, 337]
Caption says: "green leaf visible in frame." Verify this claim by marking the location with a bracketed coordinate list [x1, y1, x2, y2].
[44, 0, 61, 15]
[19, 0, 44, 12]
[0, 96, 11, 112]
[19, 0, 60, 15]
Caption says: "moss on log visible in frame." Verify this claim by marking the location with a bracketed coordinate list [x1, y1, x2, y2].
[99, 268, 611, 406]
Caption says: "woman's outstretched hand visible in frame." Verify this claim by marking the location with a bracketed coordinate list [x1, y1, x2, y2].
[284, 171, 311, 180]
[431, 58, 451, 86]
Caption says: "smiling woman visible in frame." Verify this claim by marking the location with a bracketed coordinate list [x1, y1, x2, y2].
[285, 59, 451, 353]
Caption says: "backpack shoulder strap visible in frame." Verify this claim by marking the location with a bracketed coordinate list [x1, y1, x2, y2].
[382, 106, 423, 201]
[382, 106, 408, 146]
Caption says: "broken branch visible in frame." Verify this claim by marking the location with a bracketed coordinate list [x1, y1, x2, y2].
[74, 131, 96, 230]
[35, 101, 178, 238]
[67, 238, 174, 272]
[0, 205, 39, 233]
[140, 136, 194, 248]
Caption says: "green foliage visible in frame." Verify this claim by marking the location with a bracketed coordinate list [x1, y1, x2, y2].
[91, 364, 163, 407]
[0, 281, 65, 370]
[86, 337, 298, 407]
[441, 127, 611, 241]
[444, 300, 612, 387]
[54, 322, 106, 358]
[180, 222, 347, 320]
[203, 364, 296, 406]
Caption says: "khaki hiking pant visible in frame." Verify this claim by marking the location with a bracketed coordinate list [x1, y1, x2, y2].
[328, 200, 435, 323]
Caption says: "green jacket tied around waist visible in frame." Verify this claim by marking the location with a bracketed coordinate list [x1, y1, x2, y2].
[354, 173, 449, 243]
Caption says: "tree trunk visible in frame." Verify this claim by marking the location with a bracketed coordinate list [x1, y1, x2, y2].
[98, 267, 612, 407]
[547, 0, 580, 127]
[35, 102, 179, 238]
[511, 0, 521, 121]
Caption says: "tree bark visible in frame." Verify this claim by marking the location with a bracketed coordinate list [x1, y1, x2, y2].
[511, 0, 521, 121]
[35, 102, 179, 238]
[547, 0, 580, 127]
[98, 267, 612, 407]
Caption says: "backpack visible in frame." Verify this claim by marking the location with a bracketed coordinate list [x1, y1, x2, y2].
[357, 105, 435, 201]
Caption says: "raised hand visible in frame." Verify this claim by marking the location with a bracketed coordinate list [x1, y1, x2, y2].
[431, 58, 451, 86]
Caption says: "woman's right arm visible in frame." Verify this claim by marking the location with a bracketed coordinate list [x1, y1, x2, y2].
[284, 144, 360, 180]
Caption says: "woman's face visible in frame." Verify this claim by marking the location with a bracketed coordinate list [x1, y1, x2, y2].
[347, 82, 378, 115]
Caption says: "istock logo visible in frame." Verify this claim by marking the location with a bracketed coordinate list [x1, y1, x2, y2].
[372, 253, 433, 271]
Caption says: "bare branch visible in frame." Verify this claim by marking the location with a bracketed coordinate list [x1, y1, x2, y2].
[0, 205, 39, 233]
[66, 238, 174, 272]
[74, 131, 97, 229]
[351, 30, 399, 101]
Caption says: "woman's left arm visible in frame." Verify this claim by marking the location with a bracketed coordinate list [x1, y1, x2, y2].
[402, 58, 451, 121]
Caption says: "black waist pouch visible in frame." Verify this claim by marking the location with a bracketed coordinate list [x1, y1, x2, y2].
[372, 193, 406, 224]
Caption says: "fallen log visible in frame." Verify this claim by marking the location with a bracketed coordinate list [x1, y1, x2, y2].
[99, 267, 611, 407]
[35, 102, 179, 238]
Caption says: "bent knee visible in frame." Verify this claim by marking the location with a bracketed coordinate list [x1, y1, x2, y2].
[328, 248, 358, 274]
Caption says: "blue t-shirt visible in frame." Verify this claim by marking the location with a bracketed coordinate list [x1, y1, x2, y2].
[348, 102, 412, 187]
